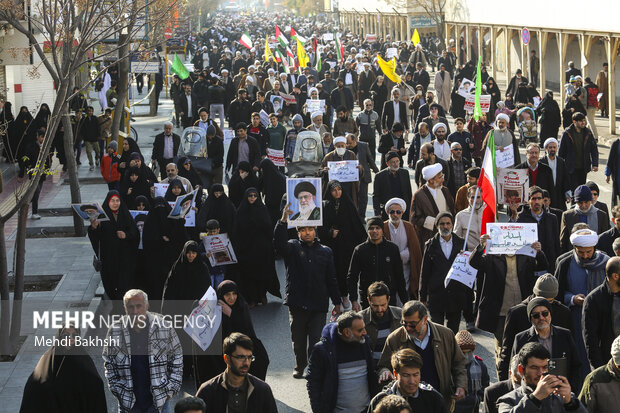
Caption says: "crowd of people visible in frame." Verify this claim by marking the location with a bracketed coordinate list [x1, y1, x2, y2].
[15, 9, 620, 413]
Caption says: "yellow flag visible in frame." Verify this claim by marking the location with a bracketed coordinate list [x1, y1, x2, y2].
[264, 36, 275, 62]
[376, 56, 402, 84]
[411, 28, 421, 46]
[297, 38, 309, 68]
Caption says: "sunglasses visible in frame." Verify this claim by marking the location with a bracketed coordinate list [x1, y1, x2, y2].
[531, 310, 549, 319]
[400, 319, 422, 329]
[248, 194, 258, 198]
[389, 210, 402, 215]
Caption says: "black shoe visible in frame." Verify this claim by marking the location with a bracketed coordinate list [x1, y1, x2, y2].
[293, 369, 304, 379]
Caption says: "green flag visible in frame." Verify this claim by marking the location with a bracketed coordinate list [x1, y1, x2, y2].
[315, 45, 322, 72]
[473, 57, 482, 121]
[170, 53, 189, 80]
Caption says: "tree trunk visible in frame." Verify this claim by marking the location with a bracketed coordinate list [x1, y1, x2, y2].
[61, 105, 85, 236]
[0, 220, 10, 357]
[149, 74, 157, 116]
[9, 204, 28, 348]
[111, 33, 131, 140]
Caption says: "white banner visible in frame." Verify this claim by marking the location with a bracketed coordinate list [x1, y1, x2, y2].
[327, 160, 359, 183]
[444, 251, 477, 288]
[486, 223, 538, 255]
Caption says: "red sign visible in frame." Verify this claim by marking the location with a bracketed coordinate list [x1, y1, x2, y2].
[164, 28, 173, 39]
[521, 28, 530, 45]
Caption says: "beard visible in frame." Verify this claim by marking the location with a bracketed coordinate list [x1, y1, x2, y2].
[439, 228, 452, 237]
[389, 216, 401, 225]
[298, 200, 317, 218]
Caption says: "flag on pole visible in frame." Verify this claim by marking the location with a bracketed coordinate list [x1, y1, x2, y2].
[296, 38, 309, 68]
[290, 27, 306, 45]
[376, 56, 402, 84]
[334, 32, 344, 64]
[411, 28, 421, 46]
[264, 36, 275, 62]
[239, 32, 252, 49]
[478, 131, 497, 235]
[314, 37, 322, 72]
[275, 25, 289, 48]
[170, 53, 189, 80]
[276, 49, 290, 74]
[474, 57, 483, 121]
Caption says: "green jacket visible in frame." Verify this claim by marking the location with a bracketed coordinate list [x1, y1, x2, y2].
[579, 360, 620, 413]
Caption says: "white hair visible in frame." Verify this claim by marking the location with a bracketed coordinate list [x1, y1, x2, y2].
[123, 289, 148, 306]
[164, 121, 173, 128]
[363, 98, 373, 106]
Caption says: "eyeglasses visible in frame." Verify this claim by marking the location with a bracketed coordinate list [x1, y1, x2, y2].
[230, 354, 255, 362]
[389, 210, 402, 215]
[531, 310, 550, 319]
[400, 319, 422, 329]
[248, 194, 258, 198]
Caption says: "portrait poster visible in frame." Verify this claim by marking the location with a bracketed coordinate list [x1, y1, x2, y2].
[486, 223, 538, 255]
[202, 233, 237, 266]
[270, 95, 283, 113]
[168, 189, 197, 226]
[153, 183, 169, 198]
[72, 202, 109, 222]
[497, 168, 529, 205]
[457, 77, 474, 98]
[286, 177, 322, 229]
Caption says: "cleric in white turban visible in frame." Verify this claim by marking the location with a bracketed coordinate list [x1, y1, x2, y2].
[570, 229, 599, 247]
[385, 197, 407, 214]
[422, 163, 443, 181]
[432, 122, 447, 134]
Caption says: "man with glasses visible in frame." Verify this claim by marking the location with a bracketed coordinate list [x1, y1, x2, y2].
[306, 311, 376, 413]
[516, 143, 554, 197]
[377, 301, 467, 411]
[447, 142, 471, 197]
[161, 163, 192, 193]
[196, 333, 277, 412]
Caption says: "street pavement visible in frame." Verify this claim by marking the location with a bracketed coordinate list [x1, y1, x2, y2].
[0, 66, 617, 412]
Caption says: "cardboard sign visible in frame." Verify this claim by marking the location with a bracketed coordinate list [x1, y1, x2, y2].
[464, 94, 491, 113]
[445, 251, 477, 288]
[202, 233, 237, 266]
[327, 160, 359, 183]
[486, 223, 538, 255]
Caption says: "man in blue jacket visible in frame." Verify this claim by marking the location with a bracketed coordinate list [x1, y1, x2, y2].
[306, 311, 377, 413]
[275, 203, 342, 379]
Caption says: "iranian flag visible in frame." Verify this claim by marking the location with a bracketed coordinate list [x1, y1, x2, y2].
[239, 32, 252, 49]
[313, 37, 322, 72]
[478, 131, 497, 235]
[334, 32, 344, 64]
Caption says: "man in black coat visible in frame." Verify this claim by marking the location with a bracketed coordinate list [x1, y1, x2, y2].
[597, 205, 620, 257]
[196, 333, 277, 412]
[372, 152, 413, 221]
[414, 91, 446, 132]
[420, 212, 468, 334]
[605, 137, 620, 207]
[582, 256, 620, 369]
[227, 89, 252, 129]
[177, 84, 198, 128]
[505, 69, 528, 97]
[510, 297, 582, 391]
[347, 216, 409, 311]
[540, 137, 572, 211]
[225, 122, 261, 175]
[498, 274, 572, 380]
[412, 62, 430, 92]
[330, 78, 354, 114]
[560, 185, 610, 252]
[515, 186, 561, 272]
[483, 355, 521, 413]
[381, 87, 409, 132]
[378, 122, 407, 169]
[516, 143, 554, 197]
[274, 206, 342, 378]
[152, 122, 181, 180]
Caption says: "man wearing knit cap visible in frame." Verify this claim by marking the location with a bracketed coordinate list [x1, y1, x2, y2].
[431, 123, 451, 162]
[499, 273, 572, 380]
[373, 151, 413, 221]
[482, 112, 520, 167]
[383, 198, 423, 299]
[579, 335, 620, 412]
[540, 137, 572, 211]
[420, 211, 467, 334]
[510, 296, 582, 390]
[556, 228, 610, 384]
[559, 185, 610, 252]
[559, 112, 598, 192]
[582, 256, 620, 370]
[454, 330, 490, 413]
[347, 216, 408, 311]
[412, 162, 455, 246]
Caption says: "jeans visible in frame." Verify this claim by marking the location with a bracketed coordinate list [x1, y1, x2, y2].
[84, 141, 101, 166]
[31, 180, 43, 214]
[209, 104, 225, 129]
[288, 308, 326, 371]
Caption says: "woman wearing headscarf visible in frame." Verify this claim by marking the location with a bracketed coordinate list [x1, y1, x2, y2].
[32, 103, 51, 131]
[177, 156, 201, 189]
[257, 158, 286, 227]
[117, 137, 140, 177]
[370, 75, 389, 121]
[536, 90, 562, 140]
[1, 101, 14, 161]
[13, 106, 34, 174]
[319, 180, 366, 306]
[228, 161, 260, 208]
[164, 178, 186, 202]
[485, 77, 501, 123]
[19, 324, 107, 413]
[196, 184, 236, 235]
[161, 240, 211, 376]
[562, 93, 587, 129]
[233, 187, 281, 307]
[88, 190, 138, 302]
[450, 79, 466, 119]
[120, 166, 152, 209]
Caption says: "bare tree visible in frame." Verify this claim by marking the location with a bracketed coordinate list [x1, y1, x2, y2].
[411, 0, 447, 39]
[0, 0, 176, 357]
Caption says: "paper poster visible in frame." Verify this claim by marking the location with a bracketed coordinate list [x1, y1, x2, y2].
[259, 109, 270, 128]
[365, 34, 377, 43]
[486, 223, 538, 255]
[286, 177, 322, 229]
[168, 189, 197, 223]
[497, 168, 530, 205]
[223, 129, 235, 145]
[280, 92, 297, 104]
[532, 96, 541, 108]
[306, 99, 325, 114]
[458, 78, 475, 98]
[202, 233, 237, 266]
[464, 94, 491, 113]
[386, 48, 398, 59]
[597, 92, 604, 102]
[444, 251, 477, 288]
[495, 144, 515, 168]
[72, 203, 109, 221]
[327, 160, 359, 183]
[129, 210, 148, 220]
[270, 95, 283, 113]
[168, 201, 196, 227]
[323, 33, 334, 41]
[184, 287, 222, 351]
[267, 148, 285, 167]
[154, 182, 169, 198]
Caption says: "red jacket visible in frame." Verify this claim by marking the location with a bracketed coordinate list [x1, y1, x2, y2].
[100, 153, 121, 183]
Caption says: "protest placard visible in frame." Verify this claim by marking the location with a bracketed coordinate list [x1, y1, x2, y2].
[223, 129, 235, 145]
[72, 203, 109, 221]
[486, 223, 538, 255]
[202, 233, 237, 266]
[464, 94, 491, 113]
[306, 99, 325, 114]
[365, 34, 377, 43]
[327, 160, 359, 183]
[129, 210, 148, 220]
[497, 168, 530, 205]
[286, 178, 322, 229]
[184, 287, 222, 351]
[444, 251, 477, 288]
[267, 148, 285, 167]
[495, 144, 515, 168]
[154, 182, 169, 198]
[280, 93, 297, 104]
[323, 33, 334, 41]
[458, 78, 475, 98]
[168, 190, 197, 227]
[386, 48, 398, 59]
[270, 95, 283, 113]
[259, 109, 270, 128]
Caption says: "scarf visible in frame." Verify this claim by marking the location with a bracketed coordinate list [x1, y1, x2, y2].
[466, 352, 484, 393]
[573, 250, 608, 293]
[575, 204, 598, 232]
